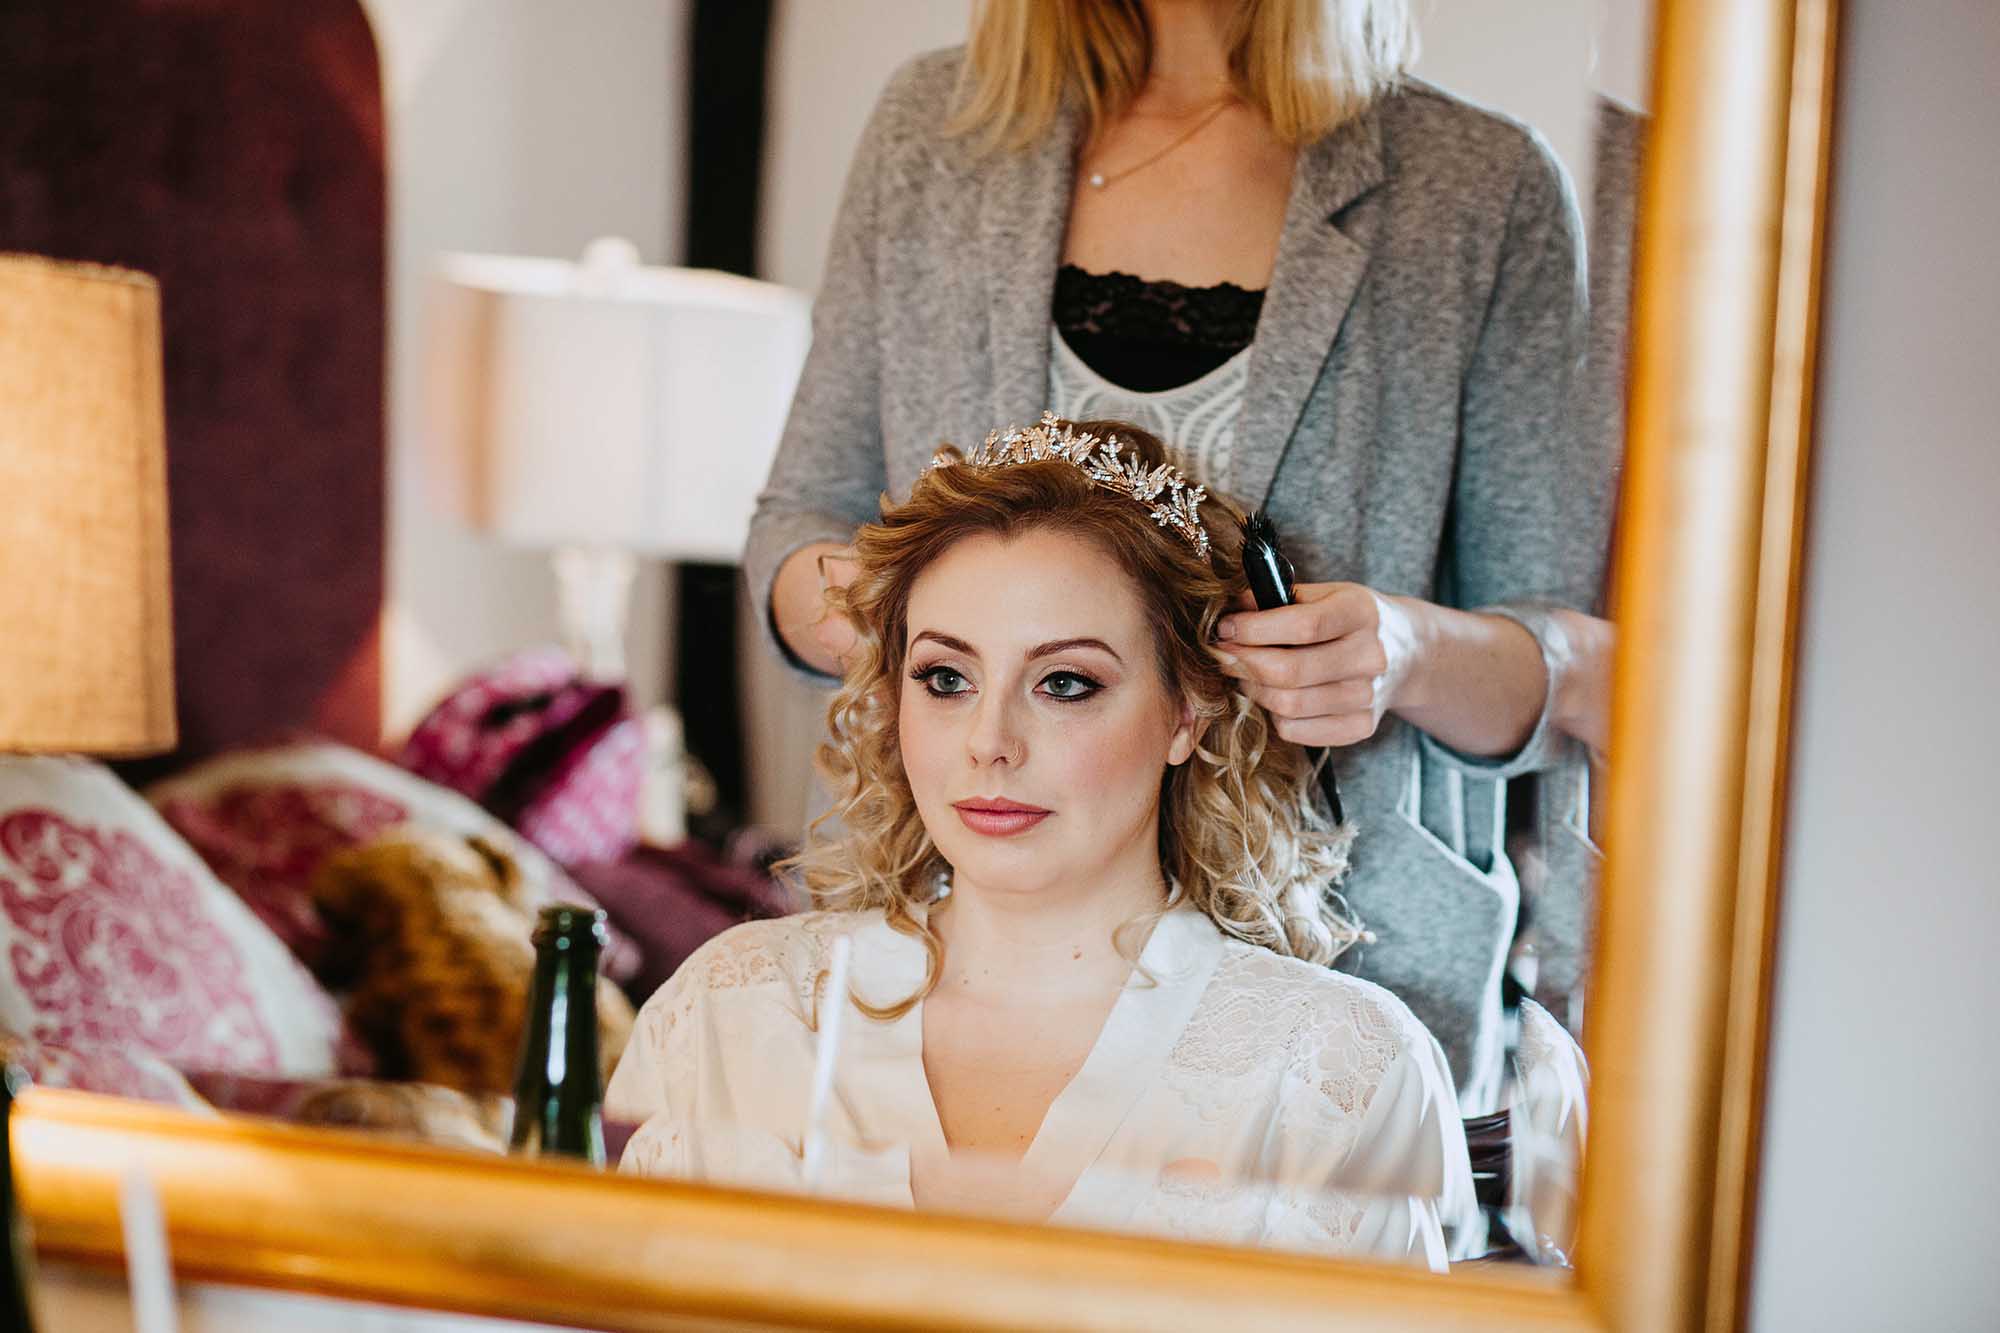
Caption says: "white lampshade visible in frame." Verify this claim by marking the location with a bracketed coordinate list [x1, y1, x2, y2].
[423, 240, 811, 562]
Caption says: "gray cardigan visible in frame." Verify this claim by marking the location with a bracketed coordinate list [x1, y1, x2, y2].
[744, 50, 1615, 1107]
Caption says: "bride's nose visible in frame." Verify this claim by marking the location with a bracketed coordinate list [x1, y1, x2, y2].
[965, 691, 1025, 767]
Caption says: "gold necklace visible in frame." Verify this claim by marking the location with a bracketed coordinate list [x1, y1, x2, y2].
[1084, 98, 1234, 190]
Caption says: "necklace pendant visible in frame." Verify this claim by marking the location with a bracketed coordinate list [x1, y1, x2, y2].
[1088, 172, 1106, 189]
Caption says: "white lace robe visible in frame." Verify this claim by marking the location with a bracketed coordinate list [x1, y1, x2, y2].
[606, 906, 1472, 1268]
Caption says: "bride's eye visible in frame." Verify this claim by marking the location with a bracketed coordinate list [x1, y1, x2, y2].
[1039, 671, 1103, 702]
[912, 664, 972, 697]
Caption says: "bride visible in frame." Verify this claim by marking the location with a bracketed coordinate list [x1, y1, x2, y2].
[607, 416, 1470, 1265]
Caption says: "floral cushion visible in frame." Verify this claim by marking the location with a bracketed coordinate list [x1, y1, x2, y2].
[0, 757, 343, 1084]
[147, 742, 640, 983]
[2, 1032, 210, 1110]
[398, 647, 644, 866]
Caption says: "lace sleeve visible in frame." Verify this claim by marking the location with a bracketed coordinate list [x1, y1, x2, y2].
[604, 962, 702, 1174]
[606, 916, 841, 1179]
[618, 1113, 692, 1179]
[1337, 1021, 1471, 1202]
[1262, 983, 1471, 1268]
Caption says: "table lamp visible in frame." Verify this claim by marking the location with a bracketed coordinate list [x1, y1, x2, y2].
[423, 238, 811, 682]
[0, 255, 175, 1333]
[0, 253, 176, 758]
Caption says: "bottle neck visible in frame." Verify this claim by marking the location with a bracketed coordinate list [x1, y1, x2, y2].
[525, 943, 601, 1091]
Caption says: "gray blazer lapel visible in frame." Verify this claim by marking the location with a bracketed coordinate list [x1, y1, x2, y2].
[980, 102, 1082, 428]
[1231, 108, 1389, 508]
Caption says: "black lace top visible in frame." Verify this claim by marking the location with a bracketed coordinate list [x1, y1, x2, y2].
[1052, 264, 1266, 393]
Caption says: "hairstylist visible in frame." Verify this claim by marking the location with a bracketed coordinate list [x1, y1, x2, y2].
[745, 0, 1614, 1111]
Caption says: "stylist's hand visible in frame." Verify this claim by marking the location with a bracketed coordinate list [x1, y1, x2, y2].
[773, 541, 861, 677]
[1213, 583, 1423, 748]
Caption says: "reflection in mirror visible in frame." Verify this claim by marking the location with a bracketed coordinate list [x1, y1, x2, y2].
[0, 0, 1652, 1317]
[727, 0, 1649, 1268]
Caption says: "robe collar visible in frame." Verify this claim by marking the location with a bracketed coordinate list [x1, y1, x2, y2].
[835, 902, 1231, 1215]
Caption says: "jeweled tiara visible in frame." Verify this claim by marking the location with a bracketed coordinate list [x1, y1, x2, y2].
[928, 412, 1211, 560]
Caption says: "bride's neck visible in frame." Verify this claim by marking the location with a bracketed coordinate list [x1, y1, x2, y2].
[932, 856, 1168, 1001]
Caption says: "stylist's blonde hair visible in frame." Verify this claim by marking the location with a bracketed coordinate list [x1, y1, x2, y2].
[950, 0, 1416, 149]
[786, 420, 1360, 1020]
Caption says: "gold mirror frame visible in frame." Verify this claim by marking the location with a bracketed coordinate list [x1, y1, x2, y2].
[13, 1, 1836, 1328]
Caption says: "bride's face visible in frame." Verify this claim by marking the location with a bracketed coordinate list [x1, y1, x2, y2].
[898, 527, 1198, 901]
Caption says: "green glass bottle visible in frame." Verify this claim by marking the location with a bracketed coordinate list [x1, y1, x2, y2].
[508, 905, 609, 1166]
[2, 1062, 40, 1332]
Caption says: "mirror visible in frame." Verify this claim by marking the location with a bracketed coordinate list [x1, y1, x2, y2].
[0, 0, 1832, 1328]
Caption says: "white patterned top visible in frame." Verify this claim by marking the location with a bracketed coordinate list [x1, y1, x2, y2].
[607, 905, 1469, 1265]
[1047, 327, 1251, 494]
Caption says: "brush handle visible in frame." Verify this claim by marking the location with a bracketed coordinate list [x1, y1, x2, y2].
[1235, 513, 1343, 825]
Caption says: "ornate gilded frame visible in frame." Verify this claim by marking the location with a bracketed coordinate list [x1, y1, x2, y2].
[12, 1, 1838, 1328]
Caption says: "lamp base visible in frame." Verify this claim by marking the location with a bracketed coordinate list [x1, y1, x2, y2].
[552, 546, 636, 683]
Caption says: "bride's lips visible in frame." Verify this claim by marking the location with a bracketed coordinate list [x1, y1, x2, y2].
[951, 797, 1052, 837]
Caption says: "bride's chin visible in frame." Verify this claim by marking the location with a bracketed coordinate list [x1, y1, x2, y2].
[931, 845, 1065, 900]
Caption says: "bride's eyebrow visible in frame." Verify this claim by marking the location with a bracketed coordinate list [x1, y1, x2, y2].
[1028, 637, 1123, 664]
[908, 631, 1123, 665]
[910, 629, 978, 657]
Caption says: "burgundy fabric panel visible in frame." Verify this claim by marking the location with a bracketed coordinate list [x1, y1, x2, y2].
[570, 842, 798, 1003]
[0, 0, 386, 773]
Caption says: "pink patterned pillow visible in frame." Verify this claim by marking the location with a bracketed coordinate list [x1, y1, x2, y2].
[0, 757, 343, 1084]
[144, 776, 406, 965]
[398, 647, 643, 866]
[147, 742, 640, 983]
[3, 1033, 210, 1110]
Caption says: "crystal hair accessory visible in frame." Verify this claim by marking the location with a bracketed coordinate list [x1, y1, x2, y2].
[928, 413, 1212, 560]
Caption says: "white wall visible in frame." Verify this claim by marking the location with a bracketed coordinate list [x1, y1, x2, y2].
[1749, 4, 2000, 1328]
[1410, 0, 1599, 204]
[362, 0, 687, 736]
[1590, 0, 1655, 110]
[761, 0, 976, 294]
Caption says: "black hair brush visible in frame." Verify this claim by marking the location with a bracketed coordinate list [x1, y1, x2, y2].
[1238, 510, 1344, 826]
[1240, 510, 1295, 612]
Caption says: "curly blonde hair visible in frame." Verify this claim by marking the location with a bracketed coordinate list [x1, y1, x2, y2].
[786, 420, 1360, 1018]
